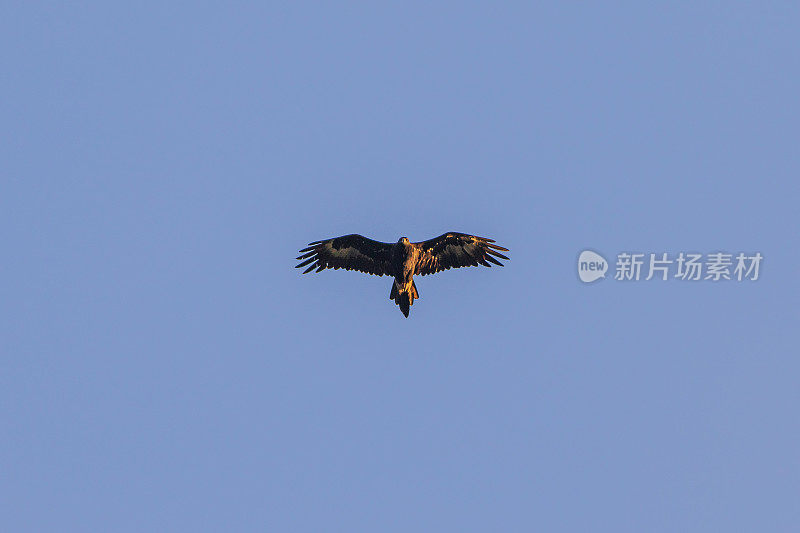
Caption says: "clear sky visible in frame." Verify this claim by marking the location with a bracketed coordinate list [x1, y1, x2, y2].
[2, 3, 799, 532]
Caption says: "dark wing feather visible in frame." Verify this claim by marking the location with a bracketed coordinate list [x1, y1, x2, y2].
[414, 232, 509, 276]
[296, 234, 393, 276]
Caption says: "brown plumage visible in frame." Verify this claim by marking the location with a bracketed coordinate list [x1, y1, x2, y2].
[296, 232, 509, 317]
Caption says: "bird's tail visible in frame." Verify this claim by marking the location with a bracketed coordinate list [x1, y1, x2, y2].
[389, 280, 419, 318]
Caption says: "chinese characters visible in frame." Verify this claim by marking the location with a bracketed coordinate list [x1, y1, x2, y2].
[613, 252, 761, 281]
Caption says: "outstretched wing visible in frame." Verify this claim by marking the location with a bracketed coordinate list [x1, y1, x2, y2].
[414, 232, 509, 275]
[296, 234, 393, 276]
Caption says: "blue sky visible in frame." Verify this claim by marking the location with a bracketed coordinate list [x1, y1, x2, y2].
[2, 3, 799, 531]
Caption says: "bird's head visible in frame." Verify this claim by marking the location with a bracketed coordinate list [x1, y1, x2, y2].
[398, 237, 410, 245]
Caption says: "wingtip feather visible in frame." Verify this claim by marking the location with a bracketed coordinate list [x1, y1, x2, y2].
[296, 257, 316, 268]
[488, 250, 510, 260]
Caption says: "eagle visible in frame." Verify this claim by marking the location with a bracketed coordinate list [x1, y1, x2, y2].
[296, 232, 509, 317]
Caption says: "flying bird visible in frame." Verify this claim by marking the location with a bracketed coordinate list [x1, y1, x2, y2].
[296, 232, 509, 317]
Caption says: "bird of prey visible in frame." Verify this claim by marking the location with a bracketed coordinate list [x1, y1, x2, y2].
[296, 232, 509, 317]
